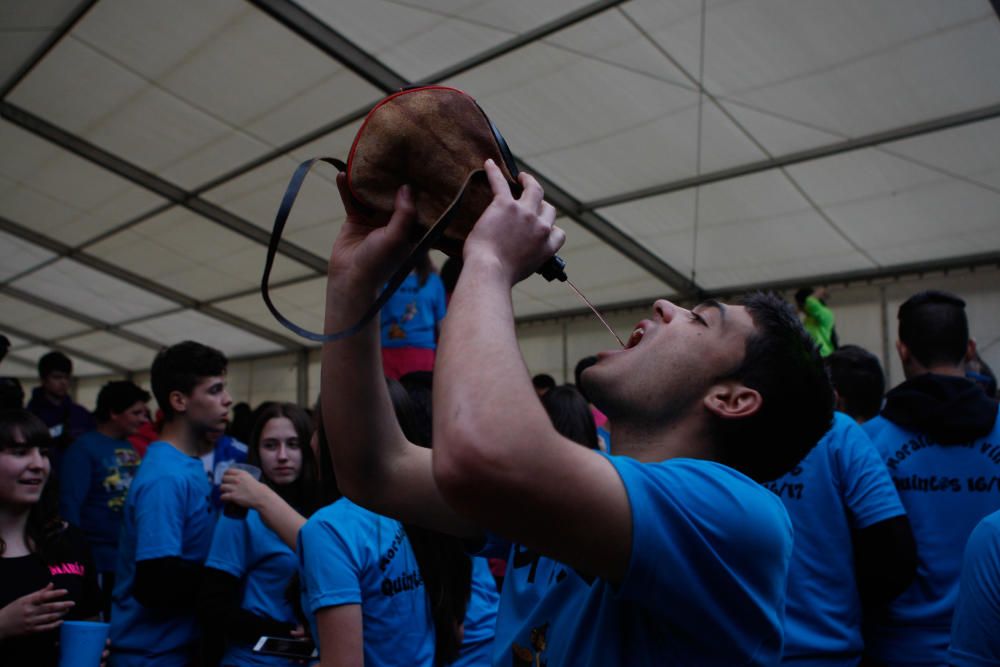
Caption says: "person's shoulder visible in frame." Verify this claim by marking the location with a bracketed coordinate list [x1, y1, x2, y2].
[969, 509, 1000, 553]
[612, 455, 789, 524]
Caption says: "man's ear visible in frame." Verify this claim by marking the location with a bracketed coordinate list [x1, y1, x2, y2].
[966, 338, 978, 365]
[168, 390, 187, 416]
[896, 339, 910, 366]
[703, 381, 762, 420]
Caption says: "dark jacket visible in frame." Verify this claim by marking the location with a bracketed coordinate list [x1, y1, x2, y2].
[881, 373, 999, 444]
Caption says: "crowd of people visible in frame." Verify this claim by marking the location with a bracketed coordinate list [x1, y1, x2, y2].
[0, 160, 998, 666]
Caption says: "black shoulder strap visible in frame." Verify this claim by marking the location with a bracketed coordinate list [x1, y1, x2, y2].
[261, 158, 480, 342]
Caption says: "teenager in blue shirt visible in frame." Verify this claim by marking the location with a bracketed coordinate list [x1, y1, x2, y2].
[109, 341, 232, 667]
[59, 380, 149, 618]
[863, 291, 1000, 667]
[298, 379, 497, 667]
[766, 412, 915, 665]
[198, 402, 322, 666]
[949, 508, 1000, 666]
[318, 162, 833, 664]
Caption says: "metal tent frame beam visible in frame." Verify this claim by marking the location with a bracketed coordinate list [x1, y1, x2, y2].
[0, 216, 301, 352]
[2, 322, 128, 375]
[0, 285, 162, 351]
[0, 102, 327, 274]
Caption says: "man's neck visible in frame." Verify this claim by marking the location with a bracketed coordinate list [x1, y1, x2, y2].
[159, 419, 204, 457]
[904, 363, 966, 381]
[610, 415, 722, 465]
[42, 391, 64, 406]
[96, 422, 123, 440]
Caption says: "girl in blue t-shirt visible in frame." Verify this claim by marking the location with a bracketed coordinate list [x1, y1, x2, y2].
[299, 378, 497, 667]
[197, 403, 322, 666]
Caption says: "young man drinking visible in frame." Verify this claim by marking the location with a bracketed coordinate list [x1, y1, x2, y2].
[319, 162, 833, 665]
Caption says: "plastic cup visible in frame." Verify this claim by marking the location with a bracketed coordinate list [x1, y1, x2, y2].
[223, 462, 261, 518]
[58, 620, 109, 667]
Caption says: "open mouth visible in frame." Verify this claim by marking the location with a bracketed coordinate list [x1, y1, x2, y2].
[625, 326, 645, 349]
[18, 479, 44, 487]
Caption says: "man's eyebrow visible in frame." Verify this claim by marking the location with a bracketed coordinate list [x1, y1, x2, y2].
[693, 299, 726, 324]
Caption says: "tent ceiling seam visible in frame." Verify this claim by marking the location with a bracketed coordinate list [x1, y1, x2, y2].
[0, 102, 328, 274]
[0, 215, 303, 352]
[2, 322, 128, 375]
[0, 285, 163, 351]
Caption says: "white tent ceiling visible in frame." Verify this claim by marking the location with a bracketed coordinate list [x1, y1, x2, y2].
[2, 0, 999, 376]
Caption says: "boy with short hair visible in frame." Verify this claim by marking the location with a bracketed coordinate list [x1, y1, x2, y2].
[110, 341, 232, 667]
[60, 380, 149, 617]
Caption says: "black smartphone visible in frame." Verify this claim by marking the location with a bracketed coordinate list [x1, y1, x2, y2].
[253, 636, 318, 659]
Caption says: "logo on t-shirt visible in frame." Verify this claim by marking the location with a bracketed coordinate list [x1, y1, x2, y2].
[49, 561, 85, 577]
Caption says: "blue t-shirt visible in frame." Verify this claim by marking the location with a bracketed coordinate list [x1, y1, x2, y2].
[454, 556, 500, 667]
[866, 414, 1000, 666]
[380, 272, 446, 350]
[764, 412, 905, 664]
[58, 431, 141, 572]
[861, 415, 890, 442]
[110, 441, 217, 667]
[950, 508, 1000, 666]
[298, 498, 435, 666]
[205, 509, 299, 667]
[478, 455, 792, 666]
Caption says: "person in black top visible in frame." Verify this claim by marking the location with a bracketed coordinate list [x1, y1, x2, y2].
[0, 409, 102, 667]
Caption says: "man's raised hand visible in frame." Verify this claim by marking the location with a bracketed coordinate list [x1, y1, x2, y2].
[463, 159, 564, 286]
[327, 173, 418, 290]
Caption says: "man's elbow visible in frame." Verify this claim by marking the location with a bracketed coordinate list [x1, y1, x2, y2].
[433, 423, 506, 510]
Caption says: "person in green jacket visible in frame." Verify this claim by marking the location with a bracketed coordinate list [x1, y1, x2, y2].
[796, 287, 837, 356]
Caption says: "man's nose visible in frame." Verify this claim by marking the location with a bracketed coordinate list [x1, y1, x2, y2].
[653, 299, 678, 323]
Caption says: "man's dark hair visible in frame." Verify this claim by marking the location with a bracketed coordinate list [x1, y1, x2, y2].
[38, 351, 72, 379]
[532, 373, 557, 393]
[150, 341, 227, 420]
[574, 356, 598, 402]
[794, 287, 813, 308]
[95, 380, 151, 422]
[826, 345, 885, 422]
[0, 334, 9, 363]
[718, 292, 834, 482]
[898, 290, 968, 368]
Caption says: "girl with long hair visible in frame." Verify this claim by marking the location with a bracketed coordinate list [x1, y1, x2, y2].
[0, 409, 102, 666]
[197, 403, 322, 666]
[297, 378, 486, 666]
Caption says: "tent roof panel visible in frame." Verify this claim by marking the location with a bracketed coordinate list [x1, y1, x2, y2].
[299, 0, 594, 81]
[58, 330, 156, 370]
[693, 0, 990, 96]
[0, 293, 89, 340]
[816, 177, 1000, 266]
[122, 310, 283, 357]
[10, 259, 175, 324]
[880, 116, 1000, 184]
[215, 277, 327, 340]
[86, 207, 315, 301]
[727, 16, 1000, 138]
[0, 229, 55, 281]
[0, 121, 166, 245]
